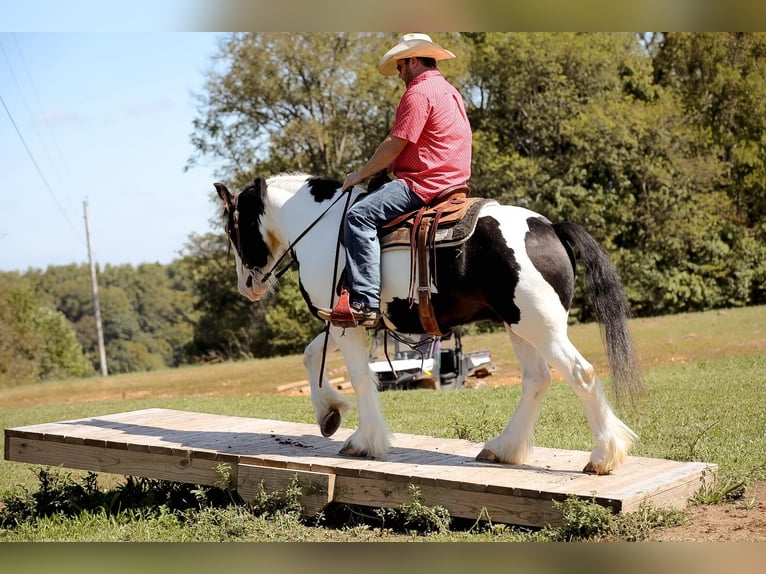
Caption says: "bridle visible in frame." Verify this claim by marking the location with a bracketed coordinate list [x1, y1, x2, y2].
[227, 183, 355, 288]
[227, 184, 356, 389]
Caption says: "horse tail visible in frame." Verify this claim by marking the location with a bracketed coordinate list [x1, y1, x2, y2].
[553, 222, 644, 409]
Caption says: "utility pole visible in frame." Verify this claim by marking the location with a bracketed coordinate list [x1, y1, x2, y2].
[83, 200, 108, 377]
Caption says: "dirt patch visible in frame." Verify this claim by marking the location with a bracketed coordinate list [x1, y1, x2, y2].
[648, 481, 766, 542]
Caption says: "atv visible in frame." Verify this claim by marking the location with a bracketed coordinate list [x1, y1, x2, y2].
[368, 327, 494, 391]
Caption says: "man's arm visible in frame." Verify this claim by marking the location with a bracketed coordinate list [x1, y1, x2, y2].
[341, 135, 408, 191]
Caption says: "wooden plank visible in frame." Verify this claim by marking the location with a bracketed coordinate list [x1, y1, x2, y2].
[6, 436, 236, 486]
[332, 475, 562, 527]
[237, 464, 335, 517]
[4, 408, 716, 527]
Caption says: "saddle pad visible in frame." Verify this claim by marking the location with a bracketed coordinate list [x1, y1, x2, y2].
[380, 198, 498, 250]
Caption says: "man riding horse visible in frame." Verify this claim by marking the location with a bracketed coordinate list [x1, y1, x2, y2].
[317, 33, 472, 328]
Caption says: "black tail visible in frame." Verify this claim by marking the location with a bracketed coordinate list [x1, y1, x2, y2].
[553, 222, 644, 408]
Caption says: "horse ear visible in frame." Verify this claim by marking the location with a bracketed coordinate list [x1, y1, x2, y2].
[214, 183, 233, 210]
[253, 177, 268, 198]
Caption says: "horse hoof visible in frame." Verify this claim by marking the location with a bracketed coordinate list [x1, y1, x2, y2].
[320, 409, 341, 437]
[476, 448, 498, 462]
[339, 443, 370, 458]
[583, 461, 610, 475]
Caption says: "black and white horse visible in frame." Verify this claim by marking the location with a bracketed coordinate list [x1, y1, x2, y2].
[215, 173, 643, 474]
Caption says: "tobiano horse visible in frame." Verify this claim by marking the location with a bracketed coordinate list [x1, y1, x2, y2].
[215, 173, 644, 474]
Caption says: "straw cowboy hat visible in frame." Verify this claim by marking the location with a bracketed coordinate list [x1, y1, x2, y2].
[378, 33, 456, 76]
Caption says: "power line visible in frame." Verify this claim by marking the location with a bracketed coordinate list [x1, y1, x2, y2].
[0, 46, 85, 246]
[8, 34, 75, 191]
[0, 91, 84, 245]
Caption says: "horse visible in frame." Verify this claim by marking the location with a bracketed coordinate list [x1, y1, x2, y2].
[215, 173, 643, 475]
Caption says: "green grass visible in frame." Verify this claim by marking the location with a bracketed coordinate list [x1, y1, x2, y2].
[0, 306, 764, 541]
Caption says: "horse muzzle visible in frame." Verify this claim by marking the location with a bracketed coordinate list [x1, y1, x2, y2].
[238, 268, 269, 301]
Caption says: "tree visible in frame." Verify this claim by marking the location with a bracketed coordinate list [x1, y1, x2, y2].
[101, 263, 198, 368]
[25, 262, 199, 375]
[464, 33, 757, 317]
[261, 270, 325, 356]
[179, 232, 263, 361]
[0, 273, 92, 386]
[183, 32, 765, 342]
[653, 33, 766, 228]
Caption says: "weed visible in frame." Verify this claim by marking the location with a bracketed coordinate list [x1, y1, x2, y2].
[541, 496, 686, 541]
[691, 472, 747, 505]
[609, 503, 686, 541]
[736, 497, 757, 510]
[374, 484, 451, 534]
[0, 468, 238, 531]
[0, 468, 104, 528]
[213, 463, 235, 491]
[245, 475, 303, 517]
[547, 495, 614, 541]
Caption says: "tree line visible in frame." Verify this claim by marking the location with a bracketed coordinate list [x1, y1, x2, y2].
[2, 32, 764, 386]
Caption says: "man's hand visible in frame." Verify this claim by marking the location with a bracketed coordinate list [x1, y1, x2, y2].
[342, 171, 365, 192]
[341, 135, 407, 192]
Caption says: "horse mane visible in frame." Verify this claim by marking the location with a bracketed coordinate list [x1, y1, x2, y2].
[265, 172, 343, 203]
[265, 172, 315, 192]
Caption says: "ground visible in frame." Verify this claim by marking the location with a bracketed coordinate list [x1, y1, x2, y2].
[646, 481, 766, 542]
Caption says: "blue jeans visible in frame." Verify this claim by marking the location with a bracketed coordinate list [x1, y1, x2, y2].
[344, 179, 425, 308]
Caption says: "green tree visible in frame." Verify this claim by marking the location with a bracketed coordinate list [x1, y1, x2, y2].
[180, 232, 262, 361]
[185, 32, 765, 342]
[25, 262, 198, 375]
[465, 32, 756, 317]
[261, 270, 325, 356]
[100, 263, 198, 368]
[653, 32, 766, 227]
[0, 273, 92, 386]
[185, 32, 472, 356]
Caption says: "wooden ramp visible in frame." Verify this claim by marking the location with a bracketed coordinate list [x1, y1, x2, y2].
[4, 408, 715, 527]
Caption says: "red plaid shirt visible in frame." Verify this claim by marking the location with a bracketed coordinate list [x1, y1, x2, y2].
[390, 69, 472, 203]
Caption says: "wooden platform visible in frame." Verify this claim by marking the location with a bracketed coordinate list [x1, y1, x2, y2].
[4, 408, 715, 527]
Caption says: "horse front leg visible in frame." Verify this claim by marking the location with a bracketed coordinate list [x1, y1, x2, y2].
[477, 328, 552, 465]
[304, 330, 350, 437]
[333, 326, 391, 458]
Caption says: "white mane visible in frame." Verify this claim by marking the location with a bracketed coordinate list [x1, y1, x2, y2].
[265, 172, 317, 194]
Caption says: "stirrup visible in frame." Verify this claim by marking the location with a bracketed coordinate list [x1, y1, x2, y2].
[318, 288, 380, 329]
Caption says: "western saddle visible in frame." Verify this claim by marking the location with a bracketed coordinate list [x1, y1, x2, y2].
[329, 178, 491, 334]
[379, 184, 484, 335]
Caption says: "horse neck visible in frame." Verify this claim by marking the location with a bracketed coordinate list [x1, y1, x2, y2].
[275, 183, 360, 262]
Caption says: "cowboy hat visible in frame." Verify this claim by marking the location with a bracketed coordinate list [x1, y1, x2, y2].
[378, 33, 456, 76]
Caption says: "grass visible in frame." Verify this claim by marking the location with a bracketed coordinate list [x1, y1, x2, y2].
[0, 306, 764, 541]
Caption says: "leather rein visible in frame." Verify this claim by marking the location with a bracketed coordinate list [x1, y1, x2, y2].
[229, 186, 353, 284]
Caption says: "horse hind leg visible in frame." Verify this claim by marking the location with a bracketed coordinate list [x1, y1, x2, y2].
[544, 334, 637, 474]
[477, 328, 552, 465]
[304, 330, 350, 437]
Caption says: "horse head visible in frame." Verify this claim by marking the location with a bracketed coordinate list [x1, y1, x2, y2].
[215, 178, 273, 301]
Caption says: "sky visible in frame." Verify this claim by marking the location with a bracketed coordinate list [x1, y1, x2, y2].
[0, 32, 224, 272]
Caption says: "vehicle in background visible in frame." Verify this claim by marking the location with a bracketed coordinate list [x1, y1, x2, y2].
[368, 327, 494, 391]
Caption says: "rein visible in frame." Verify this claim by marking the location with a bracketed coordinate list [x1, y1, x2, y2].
[232, 186, 352, 284]
[318, 188, 355, 388]
[231, 184, 355, 390]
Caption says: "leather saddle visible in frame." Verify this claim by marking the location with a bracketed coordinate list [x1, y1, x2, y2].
[379, 185, 495, 336]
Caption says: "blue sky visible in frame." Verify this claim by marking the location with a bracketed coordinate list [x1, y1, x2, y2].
[0, 32, 224, 272]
